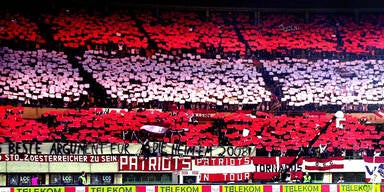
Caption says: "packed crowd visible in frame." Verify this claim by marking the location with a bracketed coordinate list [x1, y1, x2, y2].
[77, 50, 270, 110]
[2, 46, 384, 114]
[0, 106, 382, 157]
[0, 47, 89, 107]
[263, 57, 384, 111]
[1, 10, 382, 58]
[0, 8, 383, 158]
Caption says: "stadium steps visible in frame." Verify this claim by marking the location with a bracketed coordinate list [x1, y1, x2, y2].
[27, 11, 56, 50]
[231, 14, 252, 56]
[15, 9, 110, 108]
[129, 11, 159, 51]
[63, 48, 109, 108]
[279, 117, 334, 180]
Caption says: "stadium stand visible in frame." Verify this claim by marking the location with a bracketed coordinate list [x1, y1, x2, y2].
[0, 47, 89, 107]
[77, 50, 271, 110]
[236, 13, 338, 54]
[1, 105, 382, 157]
[0, 106, 55, 142]
[138, 10, 246, 56]
[0, 4, 384, 185]
[44, 9, 148, 50]
[338, 14, 384, 54]
[262, 57, 384, 110]
[1, 106, 383, 157]
[0, 13, 45, 47]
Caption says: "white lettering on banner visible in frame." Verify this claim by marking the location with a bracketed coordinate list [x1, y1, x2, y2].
[255, 164, 302, 172]
[199, 173, 251, 182]
[119, 156, 192, 171]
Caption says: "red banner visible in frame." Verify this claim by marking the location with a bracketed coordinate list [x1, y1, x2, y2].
[118, 156, 192, 171]
[199, 172, 252, 182]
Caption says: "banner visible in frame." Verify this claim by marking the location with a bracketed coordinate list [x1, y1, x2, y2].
[363, 156, 384, 183]
[199, 173, 253, 182]
[253, 157, 303, 181]
[0, 142, 256, 157]
[195, 157, 252, 166]
[0, 154, 118, 163]
[195, 157, 254, 182]
[197, 157, 302, 182]
[7, 184, 384, 192]
[118, 156, 192, 171]
[88, 186, 136, 192]
[339, 184, 381, 192]
[282, 185, 321, 192]
[222, 185, 264, 192]
[14, 187, 65, 192]
[303, 157, 344, 171]
[157, 186, 201, 192]
[152, 143, 256, 157]
[0, 142, 141, 155]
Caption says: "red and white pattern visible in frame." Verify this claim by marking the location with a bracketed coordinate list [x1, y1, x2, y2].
[303, 157, 344, 171]
[375, 110, 384, 118]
